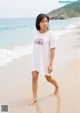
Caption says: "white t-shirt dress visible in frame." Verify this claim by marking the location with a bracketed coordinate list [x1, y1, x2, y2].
[31, 30, 57, 76]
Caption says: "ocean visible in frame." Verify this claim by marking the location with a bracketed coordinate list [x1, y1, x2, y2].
[0, 18, 80, 66]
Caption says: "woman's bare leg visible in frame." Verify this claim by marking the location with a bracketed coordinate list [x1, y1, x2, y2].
[45, 75, 59, 94]
[28, 71, 39, 105]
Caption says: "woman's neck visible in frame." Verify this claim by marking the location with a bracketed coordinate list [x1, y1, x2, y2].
[39, 29, 48, 34]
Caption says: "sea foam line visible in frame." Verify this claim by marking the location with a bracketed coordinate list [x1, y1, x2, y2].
[53, 21, 80, 37]
[0, 44, 33, 66]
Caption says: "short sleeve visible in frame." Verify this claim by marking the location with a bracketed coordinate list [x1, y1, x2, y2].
[49, 32, 57, 49]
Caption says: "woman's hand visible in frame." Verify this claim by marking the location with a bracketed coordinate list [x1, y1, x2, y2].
[48, 64, 53, 73]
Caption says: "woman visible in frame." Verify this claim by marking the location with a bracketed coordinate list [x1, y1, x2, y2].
[29, 13, 59, 105]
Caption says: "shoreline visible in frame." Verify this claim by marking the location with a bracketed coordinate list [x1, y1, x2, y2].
[0, 17, 80, 67]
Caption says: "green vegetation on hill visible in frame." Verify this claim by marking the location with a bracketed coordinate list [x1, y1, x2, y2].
[47, 0, 80, 19]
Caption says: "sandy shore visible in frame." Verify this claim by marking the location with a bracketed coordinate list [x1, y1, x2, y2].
[0, 24, 80, 113]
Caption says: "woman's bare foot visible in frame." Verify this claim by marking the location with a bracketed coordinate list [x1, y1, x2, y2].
[54, 87, 59, 95]
[28, 98, 37, 106]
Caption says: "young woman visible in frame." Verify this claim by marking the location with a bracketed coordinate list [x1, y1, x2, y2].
[29, 13, 59, 105]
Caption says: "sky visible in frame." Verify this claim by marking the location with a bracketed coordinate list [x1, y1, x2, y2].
[0, 0, 78, 18]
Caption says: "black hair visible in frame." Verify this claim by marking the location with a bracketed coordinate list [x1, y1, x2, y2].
[35, 13, 49, 30]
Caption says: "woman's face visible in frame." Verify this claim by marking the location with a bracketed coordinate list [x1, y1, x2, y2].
[39, 17, 48, 31]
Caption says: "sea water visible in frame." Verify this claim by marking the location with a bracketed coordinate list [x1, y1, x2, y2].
[0, 18, 80, 66]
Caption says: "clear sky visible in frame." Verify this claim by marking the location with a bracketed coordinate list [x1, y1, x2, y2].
[0, 0, 77, 18]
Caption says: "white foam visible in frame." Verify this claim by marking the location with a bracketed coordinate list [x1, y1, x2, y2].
[0, 44, 33, 67]
[53, 22, 80, 37]
[53, 29, 73, 37]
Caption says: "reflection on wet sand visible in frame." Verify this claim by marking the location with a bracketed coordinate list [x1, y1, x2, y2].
[34, 102, 42, 113]
[34, 93, 61, 113]
[55, 93, 61, 113]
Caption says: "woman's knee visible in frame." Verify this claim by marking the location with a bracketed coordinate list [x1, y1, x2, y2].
[32, 71, 38, 82]
[32, 76, 38, 82]
[45, 76, 52, 82]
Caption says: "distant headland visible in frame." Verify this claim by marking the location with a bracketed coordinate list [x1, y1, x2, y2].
[47, 0, 80, 19]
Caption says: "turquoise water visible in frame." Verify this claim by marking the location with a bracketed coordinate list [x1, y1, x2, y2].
[0, 18, 80, 66]
[0, 18, 35, 49]
[0, 18, 79, 49]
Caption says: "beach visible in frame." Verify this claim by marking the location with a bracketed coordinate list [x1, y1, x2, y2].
[0, 20, 80, 113]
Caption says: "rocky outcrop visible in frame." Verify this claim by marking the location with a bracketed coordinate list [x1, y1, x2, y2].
[47, 0, 80, 19]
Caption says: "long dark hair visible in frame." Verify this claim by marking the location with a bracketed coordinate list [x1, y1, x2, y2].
[35, 13, 49, 30]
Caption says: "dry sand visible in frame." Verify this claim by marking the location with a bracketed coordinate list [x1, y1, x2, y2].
[0, 24, 80, 113]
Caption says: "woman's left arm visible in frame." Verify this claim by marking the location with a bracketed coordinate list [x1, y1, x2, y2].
[48, 48, 55, 73]
[50, 48, 55, 65]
